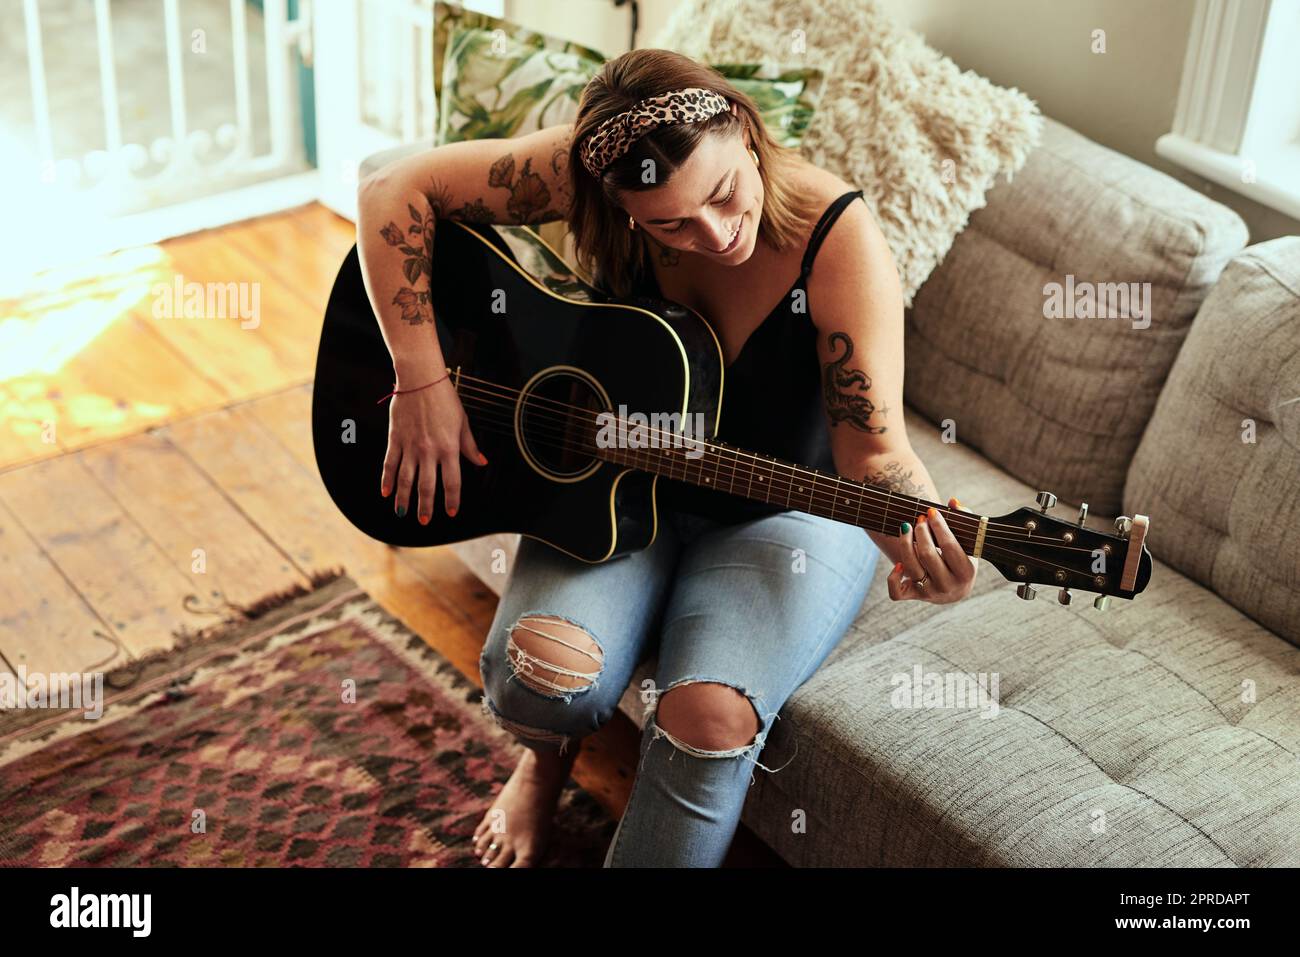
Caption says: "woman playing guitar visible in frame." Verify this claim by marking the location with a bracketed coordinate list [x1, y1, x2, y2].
[354, 48, 978, 868]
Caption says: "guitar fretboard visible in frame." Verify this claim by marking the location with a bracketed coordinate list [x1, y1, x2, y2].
[596, 439, 979, 553]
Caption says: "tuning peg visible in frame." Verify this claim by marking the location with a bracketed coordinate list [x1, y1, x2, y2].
[1035, 491, 1057, 512]
[1016, 583, 1037, 600]
[1093, 595, 1111, 610]
[1077, 502, 1089, 525]
[1058, 587, 1071, 605]
[1114, 516, 1132, 537]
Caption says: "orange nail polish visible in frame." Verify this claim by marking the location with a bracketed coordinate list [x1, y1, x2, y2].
[950, 496, 963, 509]
[927, 506, 939, 520]
[478, 453, 489, 466]
[447, 506, 458, 517]
[894, 562, 903, 573]
[916, 513, 926, 524]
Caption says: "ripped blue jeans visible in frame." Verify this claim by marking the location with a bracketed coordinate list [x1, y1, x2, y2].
[477, 506, 881, 867]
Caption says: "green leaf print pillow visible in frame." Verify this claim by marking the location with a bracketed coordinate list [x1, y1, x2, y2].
[438, 25, 605, 144]
[434, 2, 825, 151]
[710, 63, 824, 151]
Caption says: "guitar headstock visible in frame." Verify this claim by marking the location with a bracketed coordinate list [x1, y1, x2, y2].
[978, 492, 1152, 609]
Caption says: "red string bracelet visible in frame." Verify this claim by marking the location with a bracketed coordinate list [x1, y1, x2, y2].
[375, 371, 451, 404]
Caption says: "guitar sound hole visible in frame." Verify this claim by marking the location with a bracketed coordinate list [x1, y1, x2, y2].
[517, 370, 608, 480]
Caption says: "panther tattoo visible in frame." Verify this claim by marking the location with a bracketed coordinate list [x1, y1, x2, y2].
[822, 331, 887, 433]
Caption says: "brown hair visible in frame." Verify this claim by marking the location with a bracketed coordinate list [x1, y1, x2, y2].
[567, 49, 811, 298]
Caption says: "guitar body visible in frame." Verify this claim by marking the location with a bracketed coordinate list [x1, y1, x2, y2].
[312, 219, 724, 562]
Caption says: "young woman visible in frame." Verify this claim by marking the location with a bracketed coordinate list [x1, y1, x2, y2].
[356, 48, 977, 868]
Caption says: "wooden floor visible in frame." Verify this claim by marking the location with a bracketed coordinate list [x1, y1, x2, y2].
[0, 203, 781, 866]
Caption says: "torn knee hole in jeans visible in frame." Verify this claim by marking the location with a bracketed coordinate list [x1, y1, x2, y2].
[646, 678, 791, 775]
[506, 613, 604, 700]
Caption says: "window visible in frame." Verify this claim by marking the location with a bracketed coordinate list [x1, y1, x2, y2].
[1156, 0, 1300, 219]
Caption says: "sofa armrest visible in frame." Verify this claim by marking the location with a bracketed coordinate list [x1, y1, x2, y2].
[358, 139, 435, 181]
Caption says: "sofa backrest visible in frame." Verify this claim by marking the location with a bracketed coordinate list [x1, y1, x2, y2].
[902, 117, 1248, 516]
[1125, 237, 1300, 645]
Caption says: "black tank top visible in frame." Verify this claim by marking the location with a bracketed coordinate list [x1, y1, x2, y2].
[601, 188, 865, 525]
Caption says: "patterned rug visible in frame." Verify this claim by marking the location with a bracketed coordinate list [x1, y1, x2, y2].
[0, 570, 616, 867]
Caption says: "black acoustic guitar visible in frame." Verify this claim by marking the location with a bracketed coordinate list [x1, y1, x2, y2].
[311, 218, 1152, 608]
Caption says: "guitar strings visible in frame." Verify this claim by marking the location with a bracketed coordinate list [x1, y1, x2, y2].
[455, 384, 959, 534]
[450, 371, 1014, 532]
[443, 385, 1106, 578]
[450, 380, 1103, 559]
[442, 393, 1072, 580]
[452, 369, 1060, 540]
[448, 374, 1103, 555]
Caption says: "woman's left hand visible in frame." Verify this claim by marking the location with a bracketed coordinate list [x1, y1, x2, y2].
[888, 496, 979, 604]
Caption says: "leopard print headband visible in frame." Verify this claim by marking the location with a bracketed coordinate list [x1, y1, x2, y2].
[578, 87, 731, 178]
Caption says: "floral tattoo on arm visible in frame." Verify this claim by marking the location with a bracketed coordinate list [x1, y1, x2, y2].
[378, 146, 568, 325]
[379, 202, 435, 325]
[863, 460, 924, 496]
[488, 153, 561, 223]
[821, 331, 887, 433]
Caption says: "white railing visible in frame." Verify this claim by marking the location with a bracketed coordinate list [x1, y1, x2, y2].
[5, 0, 316, 273]
[3, 0, 505, 270]
[16, 0, 308, 213]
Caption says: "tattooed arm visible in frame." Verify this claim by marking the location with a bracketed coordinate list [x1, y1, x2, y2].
[805, 194, 967, 591]
[358, 122, 574, 227]
[355, 124, 574, 384]
[856, 448, 943, 567]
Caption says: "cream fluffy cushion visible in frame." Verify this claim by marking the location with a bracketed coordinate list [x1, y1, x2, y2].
[654, 0, 1043, 305]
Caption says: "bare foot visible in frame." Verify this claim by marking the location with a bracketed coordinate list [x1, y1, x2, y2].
[473, 745, 578, 867]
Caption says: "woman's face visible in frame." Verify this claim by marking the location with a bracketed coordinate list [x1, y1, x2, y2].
[617, 122, 763, 265]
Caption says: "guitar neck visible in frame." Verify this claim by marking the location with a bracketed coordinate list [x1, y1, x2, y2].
[597, 439, 987, 556]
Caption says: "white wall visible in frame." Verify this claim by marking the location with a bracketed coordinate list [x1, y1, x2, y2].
[504, 0, 1298, 242]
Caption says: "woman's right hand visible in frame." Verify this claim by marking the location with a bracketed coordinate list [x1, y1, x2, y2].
[381, 376, 487, 524]
[359, 127, 573, 525]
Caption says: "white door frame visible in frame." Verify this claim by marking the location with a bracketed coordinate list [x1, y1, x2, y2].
[313, 0, 504, 222]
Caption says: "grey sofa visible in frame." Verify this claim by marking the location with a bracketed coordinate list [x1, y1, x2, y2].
[364, 114, 1300, 866]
